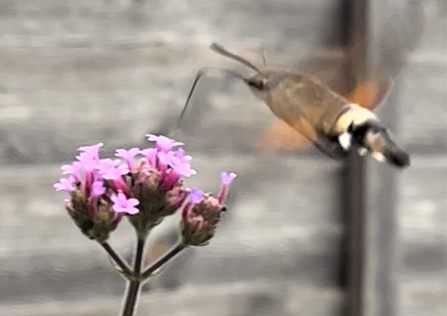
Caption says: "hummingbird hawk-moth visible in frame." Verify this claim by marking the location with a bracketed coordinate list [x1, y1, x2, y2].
[177, 43, 410, 168]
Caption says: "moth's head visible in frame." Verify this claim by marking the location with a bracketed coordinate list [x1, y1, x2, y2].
[243, 72, 273, 101]
[210, 43, 282, 101]
[210, 43, 269, 97]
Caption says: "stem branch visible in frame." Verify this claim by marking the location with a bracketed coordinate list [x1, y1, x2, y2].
[120, 238, 146, 316]
[141, 242, 186, 279]
[100, 242, 133, 278]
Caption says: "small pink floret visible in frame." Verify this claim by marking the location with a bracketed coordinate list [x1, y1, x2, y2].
[92, 181, 106, 196]
[115, 148, 140, 169]
[54, 177, 75, 192]
[78, 143, 104, 159]
[189, 189, 204, 204]
[111, 192, 139, 215]
[146, 134, 183, 152]
[221, 172, 237, 185]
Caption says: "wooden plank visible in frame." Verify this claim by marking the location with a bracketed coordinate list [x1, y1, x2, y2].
[340, 1, 369, 315]
[341, 0, 423, 315]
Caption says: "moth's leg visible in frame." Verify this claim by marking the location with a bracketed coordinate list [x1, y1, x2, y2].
[316, 134, 350, 159]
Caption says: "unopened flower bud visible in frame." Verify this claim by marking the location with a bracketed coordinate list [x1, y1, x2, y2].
[65, 189, 122, 242]
[129, 171, 187, 237]
[181, 172, 236, 246]
[181, 190, 224, 246]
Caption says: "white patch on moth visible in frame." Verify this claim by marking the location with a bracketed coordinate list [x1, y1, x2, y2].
[338, 132, 352, 150]
[334, 104, 379, 135]
[350, 103, 379, 126]
[358, 147, 368, 156]
[372, 152, 385, 162]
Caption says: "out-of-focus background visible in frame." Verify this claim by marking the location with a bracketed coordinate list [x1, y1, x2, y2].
[0, 0, 445, 315]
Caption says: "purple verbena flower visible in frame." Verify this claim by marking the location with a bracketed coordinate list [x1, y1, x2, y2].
[115, 148, 140, 171]
[96, 158, 120, 171]
[141, 148, 157, 168]
[169, 151, 196, 177]
[156, 149, 195, 190]
[146, 134, 183, 153]
[221, 172, 237, 185]
[97, 158, 129, 180]
[189, 189, 204, 204]
[55, 135, 227, 242]
[92, 181, 106, 196]
[175, 148, 192, 163]
[217, 172, 237, 203]
[111, 191, 139, 215]
[76, 152, 98, 172]
[157, 151, 173, 171]
[61, 161, 81, 178]
[54, 177, 75, 192]
[78, 143, 103, 160]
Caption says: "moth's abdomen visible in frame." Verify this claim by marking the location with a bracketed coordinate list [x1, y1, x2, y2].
[351, 121, 410, 168]
[384, 146, 410, 168]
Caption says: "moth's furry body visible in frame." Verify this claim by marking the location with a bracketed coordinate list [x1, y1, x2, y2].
[244, 69, 409, 167]
[207, 43, 410, 167]
[248, 71, 348, 136]
[249, 72, 351, 151]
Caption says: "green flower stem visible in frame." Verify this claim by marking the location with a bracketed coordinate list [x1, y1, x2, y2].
[121, 237, 146, 316]
[121, 281, 141, 316]
[100, 242, 133, 278]
[141, 242, 186, 280]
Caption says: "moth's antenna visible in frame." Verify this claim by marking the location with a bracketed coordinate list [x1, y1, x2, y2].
[171, 67, 245, 138]
[210, 43, 261, 73]
[260, 46, 267, 67]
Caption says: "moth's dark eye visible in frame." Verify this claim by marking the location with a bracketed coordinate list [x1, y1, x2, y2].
[246, 79, 265, 90]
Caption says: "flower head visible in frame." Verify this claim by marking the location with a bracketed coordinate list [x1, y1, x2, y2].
[55, 144, 128, 242]
[55, 134, 234, 243]
[181, 173, 235, 246]
[181, 193, 224, 246]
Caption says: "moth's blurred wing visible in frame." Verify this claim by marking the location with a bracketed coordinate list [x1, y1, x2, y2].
[345, 78, 393, 110]
[345, 0, 423, 108]
[256, 119, 311, 153]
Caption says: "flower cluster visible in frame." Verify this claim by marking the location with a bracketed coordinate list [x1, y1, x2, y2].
[55, 134, 236, 243]
[181, 172, 236, 246]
